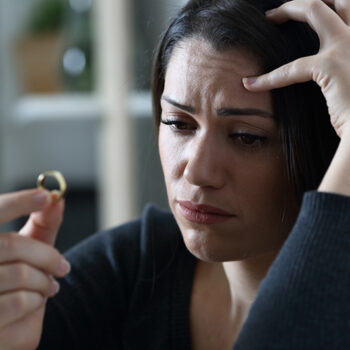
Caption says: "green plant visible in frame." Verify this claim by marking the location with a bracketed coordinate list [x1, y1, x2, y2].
[28, 0, 66, 34]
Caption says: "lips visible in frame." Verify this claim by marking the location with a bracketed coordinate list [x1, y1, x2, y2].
[177, 201, 234, 224]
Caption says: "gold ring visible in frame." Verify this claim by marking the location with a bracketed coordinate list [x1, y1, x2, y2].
[37, 170, 67, 200]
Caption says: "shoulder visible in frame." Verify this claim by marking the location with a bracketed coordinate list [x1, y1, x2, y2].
[236, 191, 350, 349]
[63, 203, 181, 279]
[41, 205, 181, 348]
[67, 203, 178, 252]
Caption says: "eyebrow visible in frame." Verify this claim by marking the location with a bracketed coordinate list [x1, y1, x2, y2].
[161, 96, 195, 113]
[161, 95, 273, 119]
[216, 107, 273, 119]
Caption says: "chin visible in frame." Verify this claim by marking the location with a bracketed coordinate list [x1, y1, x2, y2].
[181, 228, 253, 262]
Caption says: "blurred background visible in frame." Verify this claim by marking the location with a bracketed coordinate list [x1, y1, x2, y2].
[0, 0, 186, 252]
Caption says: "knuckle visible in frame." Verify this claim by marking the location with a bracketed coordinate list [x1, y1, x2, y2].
[0, 235, 11, 251]
[308, 0, 322, 14]
[280, 64, 291, 79]
[321, 51, 333, 66]
[10, 291, 42, 315]
[321, 50, 340, 72]
[38, 246, 63, 275]
[13, 263, 29, 283]
[289, 62, 300, 78]
[0, 233, 17, 253]
[11, 292, 29, 313]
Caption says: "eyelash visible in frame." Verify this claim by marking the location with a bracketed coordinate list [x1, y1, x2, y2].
[160, 119, 268, 149]
[161, 119, 195, 131]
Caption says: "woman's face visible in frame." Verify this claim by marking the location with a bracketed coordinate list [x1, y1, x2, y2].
[159, 38, 298, 262]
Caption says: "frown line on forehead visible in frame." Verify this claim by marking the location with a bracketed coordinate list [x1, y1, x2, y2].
[161, 95, 273, 119]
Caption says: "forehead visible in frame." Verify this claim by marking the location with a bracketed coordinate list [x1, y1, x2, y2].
[164, 38, 271, 112]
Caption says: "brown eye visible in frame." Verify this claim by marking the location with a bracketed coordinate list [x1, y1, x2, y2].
[239, 134, 259, 145]
[161, 119, 196, 131]
[230, 133, 267, 148]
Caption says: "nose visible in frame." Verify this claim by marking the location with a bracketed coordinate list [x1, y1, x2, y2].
[184, 131, 226, 189]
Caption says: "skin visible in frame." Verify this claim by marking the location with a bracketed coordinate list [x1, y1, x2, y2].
[0, 190, 69, 350]
[1, 1, 350, 349]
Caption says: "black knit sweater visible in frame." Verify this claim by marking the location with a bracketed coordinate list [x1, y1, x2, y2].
[39, 191, 350, 349]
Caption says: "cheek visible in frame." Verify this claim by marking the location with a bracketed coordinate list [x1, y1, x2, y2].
[242, 160, 291, 231]
[245, 160, 284, 193]
[231, 152, 287, 212]
[158, 128, 184, 187]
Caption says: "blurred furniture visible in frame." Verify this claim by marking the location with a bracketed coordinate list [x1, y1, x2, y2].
[0, 0, 183, 251]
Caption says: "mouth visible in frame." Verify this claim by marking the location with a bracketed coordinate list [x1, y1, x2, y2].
[177, 201, 235, 225]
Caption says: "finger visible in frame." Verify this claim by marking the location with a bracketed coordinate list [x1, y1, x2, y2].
[0, 189, 51, 226]
[312, 0, 350, 26]
[266, 0, 346, 43]
[333, 0, 350, 24]
[243, 56, 315, 91]
[0, 263, 59, 297]
[19, 192, 65, 246]
[0, 291, 44, 329]
[0, 306, 46, 349]
[0, 233, 70, 278]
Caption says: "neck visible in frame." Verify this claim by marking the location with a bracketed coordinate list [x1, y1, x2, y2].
[222, 250, 279, 320]
[190, 251, 280, 350]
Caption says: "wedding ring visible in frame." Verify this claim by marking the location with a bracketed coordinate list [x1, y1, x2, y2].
[37, 170, 67, 200]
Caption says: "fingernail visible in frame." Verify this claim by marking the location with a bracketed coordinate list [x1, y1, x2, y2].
[33, 190, 51, 207]
[265, 8, 277, 16]
[59, 258, 71, 275]
[50, 280, 60, 295]
[51, 190, 63, 203]
[243, 77, 257, 86]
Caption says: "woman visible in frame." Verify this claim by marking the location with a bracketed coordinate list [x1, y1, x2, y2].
[0, 0, 349, 349]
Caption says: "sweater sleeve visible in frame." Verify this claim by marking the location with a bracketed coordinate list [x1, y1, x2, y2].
[38, 219, 141, 349]
[234, 191, 350, 350]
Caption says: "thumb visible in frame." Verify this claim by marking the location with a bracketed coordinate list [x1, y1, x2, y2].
[19, 191, 65, 246]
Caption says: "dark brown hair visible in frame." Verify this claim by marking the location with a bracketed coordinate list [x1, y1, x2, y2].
[152, 0, 339, 201]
